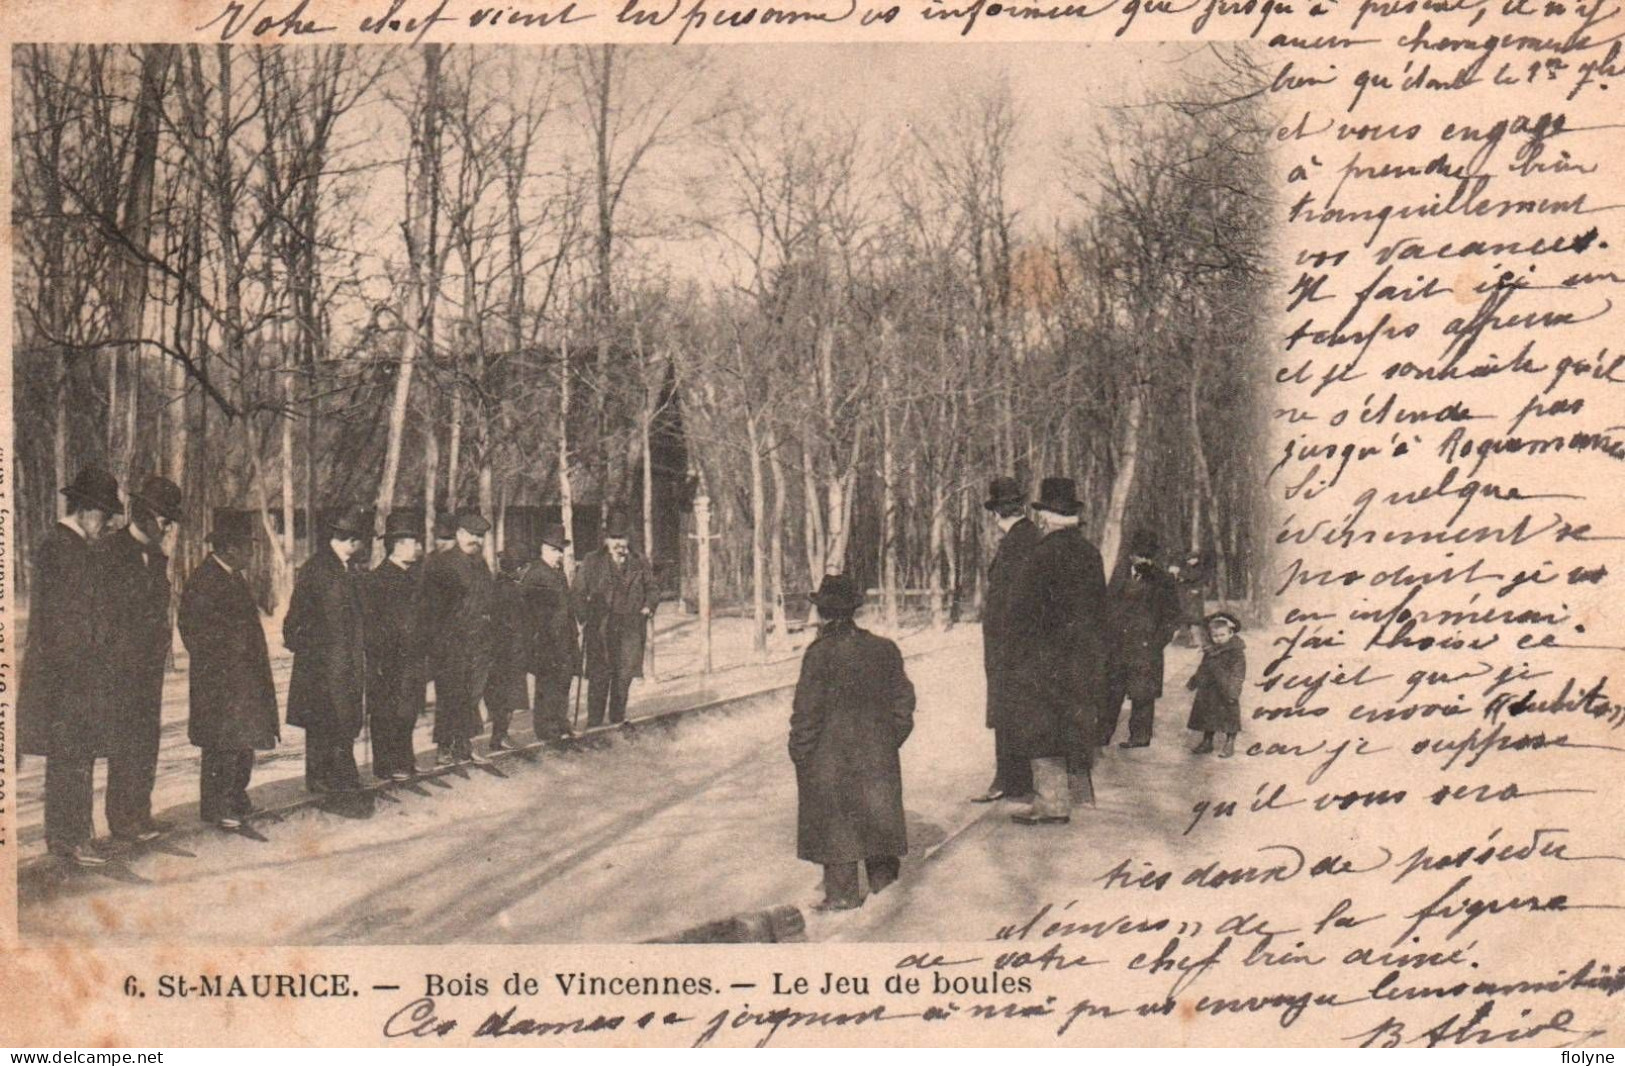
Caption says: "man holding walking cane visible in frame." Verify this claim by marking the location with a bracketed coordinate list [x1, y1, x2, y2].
[573, 515, 658, 729]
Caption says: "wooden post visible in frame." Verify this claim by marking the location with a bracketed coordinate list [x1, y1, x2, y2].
[695, 491, 713, 675]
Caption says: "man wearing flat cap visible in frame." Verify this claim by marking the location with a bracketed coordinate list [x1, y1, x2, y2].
[97, 475, 183, 844]
[365, 511, 427, 780]
[420, 511, 495, 763]
[1000, 477, 1108, 826]
[522, 523, 578, 741]
[178, 515, 279, 830]
[20, 466, 123, 866]
[284, 507, 369, 792]
[574, 514, 658, 729]
[974, 476, 1039, 805]
[789, 574, 917, 911]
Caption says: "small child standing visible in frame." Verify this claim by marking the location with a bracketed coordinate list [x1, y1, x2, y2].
[1187, 612, 1246, 758]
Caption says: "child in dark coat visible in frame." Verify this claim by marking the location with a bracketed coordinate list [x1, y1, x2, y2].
[1187, 612, 1246, 758]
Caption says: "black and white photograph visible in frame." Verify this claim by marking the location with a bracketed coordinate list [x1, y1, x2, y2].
[10, 39, 1277, 945]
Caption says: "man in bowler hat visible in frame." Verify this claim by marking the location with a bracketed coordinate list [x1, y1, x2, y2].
[484, 547, 534, 750]
[522, 523, 578, 741]
[97, 475, 183, 844]
[974, 476, 1038, 804]
[421, 512, 495, 763]
[789, 574, 917, 910]
[178, 515, 279, 830]
[574, 514, 658, 728]
[284, 507, 369, 792]
[20, 467, 123, 866]
[1000, 477, 1108, 825]
[365, 511, 426, 780]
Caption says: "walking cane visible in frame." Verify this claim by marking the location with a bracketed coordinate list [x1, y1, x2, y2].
[571, 634, 588, 733]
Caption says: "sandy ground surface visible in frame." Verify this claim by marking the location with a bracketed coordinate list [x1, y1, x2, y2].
[17, 625, 985, 944]
[12, 609, 845, 858]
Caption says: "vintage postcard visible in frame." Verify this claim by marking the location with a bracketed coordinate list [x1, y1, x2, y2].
[0, 0, 1622, 1049]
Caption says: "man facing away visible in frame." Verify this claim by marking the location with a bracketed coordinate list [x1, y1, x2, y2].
[573, 515, 657, 729]
[178, 515, 279, 831]
[789, 574, 917, 911]
[973, 476, 1038, 805]
[20, 467, 123, 867]
[521, 523, 578, 741]
[97, 475, 184, 846]
[284, 507, 369, 793]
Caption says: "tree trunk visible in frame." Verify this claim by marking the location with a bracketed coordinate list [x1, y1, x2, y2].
[1100, 379, 1146, 577]
[558, 334, 578, 577]
[746, 415, 767, 656]
[765, 423, 789, 647]
[376, 44, 442, 558]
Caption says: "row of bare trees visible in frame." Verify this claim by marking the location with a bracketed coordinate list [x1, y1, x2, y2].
[12, 43, 1274, 650]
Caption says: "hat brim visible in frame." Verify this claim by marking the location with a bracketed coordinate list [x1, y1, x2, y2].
[62, 487, 125, 516]
[982, 496, 1025, 512]
[460, 520, 491, 536]
[130, 494, 182, 522]
[1031, 501, 1082, 516]
[810, 593, 864, 613]
[1205, 612, 1241, 630]
[541, 539, 570, 550]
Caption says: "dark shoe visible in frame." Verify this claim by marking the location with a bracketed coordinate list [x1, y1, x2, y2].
[1118, 740, 1151, 750]
[144, 818, 174, 834]
[1219, 734, 1236, 758]
[465, 747, 489, 765]
[489, 735, 510, 752]
[1011, 812, 1071, 826]
[217, 817, 243, 830]
[122, 828, 164, 844]
[390, 771, 414, 782]
[813, 898, 861, 912]
[1192, 738, 1214, 754]
[970, 789, 1006, 804]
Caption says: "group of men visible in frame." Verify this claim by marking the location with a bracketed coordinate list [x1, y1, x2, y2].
[20, 465, 660, 867]
[976, 475, 1193, 825]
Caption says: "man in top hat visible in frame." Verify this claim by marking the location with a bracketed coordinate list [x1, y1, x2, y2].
[484, 546, 534, 751]
[521, 522, 578, 741]
[1000, 477, 1108, 826]
[573, 514, 658, 729]
[178, 514, 279, 830]
[974, 476, 1039, 805]
[20, 466, 123, 866]
[365, 511, 427, 781]
[420, 511, 495, 763]
[96, 475, 183, 844]
[789, 574, 917, 911]
[284, 507, 369, 793]
[1100, 528, 1180, 749]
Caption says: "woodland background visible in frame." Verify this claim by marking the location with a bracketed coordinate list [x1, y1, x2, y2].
[11, 42, 1276, 647]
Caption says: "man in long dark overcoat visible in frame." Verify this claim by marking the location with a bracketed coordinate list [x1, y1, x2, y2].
[284, 507, 368, 792]
[421, 512, 495, 763]
[522, 523, 578, 741]
[178, 517, 279, 829]
[20, 467, 122, 866]
[1001, 477, 1108, 826]
[484, 548, 533, 750]
[789, 574, 917, 911]
[1100, 529, 1181, 749]
[97, 475, 183, 844]
[365, 511, 426, 781]
[573, 515, 658, 728]
[974, 476, 1039, 805]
